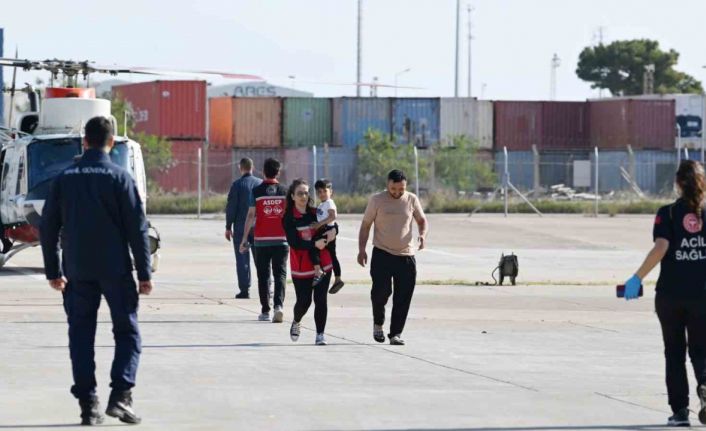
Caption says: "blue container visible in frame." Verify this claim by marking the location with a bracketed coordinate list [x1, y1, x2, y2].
[540, 151, 590, 188]
[590, 150, 679, 195]
[313, 147, 358, 194]
[495, 151, 534, 190]
[392, 98, 440, 148]
[332, 98, 391, 149]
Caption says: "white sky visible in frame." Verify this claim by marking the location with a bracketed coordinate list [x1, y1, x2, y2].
[2, 0, 705, 100]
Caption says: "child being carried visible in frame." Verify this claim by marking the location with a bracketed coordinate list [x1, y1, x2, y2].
[310, 179, 345, 293]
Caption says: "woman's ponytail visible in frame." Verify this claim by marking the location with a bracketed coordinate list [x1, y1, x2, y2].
[676, 160, 706, 218]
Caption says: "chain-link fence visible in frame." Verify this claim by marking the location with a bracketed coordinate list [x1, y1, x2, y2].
[152, 143, 699, 201]
[496, 148, 702, 198]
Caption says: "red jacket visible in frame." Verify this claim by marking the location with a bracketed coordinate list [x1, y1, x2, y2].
[283, 206, 333, 279]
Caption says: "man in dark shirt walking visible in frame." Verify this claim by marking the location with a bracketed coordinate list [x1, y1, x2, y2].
[225, 158, 262, 298]
[240, 158, 289, 322]
[40, 116, 152, 426]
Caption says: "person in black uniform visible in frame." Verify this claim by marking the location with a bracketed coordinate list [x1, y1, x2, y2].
[624, 160, 706, 427]
[40, 116, 152, 426]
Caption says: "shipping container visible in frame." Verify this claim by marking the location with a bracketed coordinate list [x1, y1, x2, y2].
[588, 99, 675, 150]
[494, 102, 543, 151]
[208, 97, 282, 149]
[113, 81, 206, 140]
[231, 148, 285, 180]
[588, 150, 682, 194]
[152, 141, 204, 193]
[332, 98, 391, 148]
[207, 147, 236, 194]
[539, 150, 590, 188]
[283, 98, 332, 148]
[608, 94, 705, 148]
[282, 147, 357, 194]
[494, 150, 534, 190]
[540, 102, 590, 150]
[392, 98, 440, 147]
[209, 97, 234, 147]
[439, 98, 493, 149]
[494, 101, 590, 151]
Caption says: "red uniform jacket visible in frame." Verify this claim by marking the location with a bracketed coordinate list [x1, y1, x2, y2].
[283, 206, 333, 279]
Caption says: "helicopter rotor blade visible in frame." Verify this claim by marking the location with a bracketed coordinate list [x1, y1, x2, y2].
[90, 64, 263, 80]
[7, 48, 18, 127]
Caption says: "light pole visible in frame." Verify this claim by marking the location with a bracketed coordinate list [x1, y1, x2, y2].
[288, 75, 296, 89]
[394, 68, 411, 97]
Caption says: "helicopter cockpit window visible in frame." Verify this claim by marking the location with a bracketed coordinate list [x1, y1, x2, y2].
[16, 154, 25, 195]
[27, 138, 82, 190]
[109, 142, 130, 171]
[0, 157, 9, 193]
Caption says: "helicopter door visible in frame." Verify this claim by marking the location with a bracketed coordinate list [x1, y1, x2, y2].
[0, 147, 7, 226]
[0, 147, 19, 225]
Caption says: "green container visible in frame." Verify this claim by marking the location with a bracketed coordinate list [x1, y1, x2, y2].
[283, 98, 332, 148]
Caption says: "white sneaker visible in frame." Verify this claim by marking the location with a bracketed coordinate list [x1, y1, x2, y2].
[258, 312, 270, 322]
[272, 306, 284, 323]
[315, 333, 327, 345]
[290, 321, 301, 342]
[389, 334, 405, 346]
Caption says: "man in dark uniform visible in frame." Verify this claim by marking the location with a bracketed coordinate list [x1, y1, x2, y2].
[225, 157, 262, 299]
[40, 116, 152, 426]
[239, 158, 289, 322]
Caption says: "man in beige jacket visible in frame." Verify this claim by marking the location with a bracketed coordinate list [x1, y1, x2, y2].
[357, 169, 428, 346]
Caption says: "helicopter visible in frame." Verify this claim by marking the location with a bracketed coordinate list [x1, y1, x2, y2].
[0, 56, 261, 269]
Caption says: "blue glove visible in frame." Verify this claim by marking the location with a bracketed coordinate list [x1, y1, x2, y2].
[624, 274, 642, 301]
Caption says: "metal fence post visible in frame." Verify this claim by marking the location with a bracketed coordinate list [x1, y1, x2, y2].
[312, 145, 318, 185]
[594, 146, 599, 217]
[324, 142, 330, 179]
[677, 124, 682, 167]
[197, 147, 202, 220]
[532, 144, 540, 194]
[413, 146, 420, 197]
[503, 146, 509, 217]
[627, 144, 635, 182]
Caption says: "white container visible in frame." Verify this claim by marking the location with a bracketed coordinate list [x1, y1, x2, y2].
[439, 98, 493, 149]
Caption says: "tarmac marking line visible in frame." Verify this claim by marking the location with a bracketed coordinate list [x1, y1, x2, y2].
[593, 392, 668, 414]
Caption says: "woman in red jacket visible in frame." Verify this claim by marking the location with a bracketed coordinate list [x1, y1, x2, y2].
[282, 178, 335, 345]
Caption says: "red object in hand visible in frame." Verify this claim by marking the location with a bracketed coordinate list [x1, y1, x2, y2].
[616, 284, 643, 298]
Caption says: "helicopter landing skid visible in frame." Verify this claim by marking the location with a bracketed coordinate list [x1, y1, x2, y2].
[0, 242, 40, 269]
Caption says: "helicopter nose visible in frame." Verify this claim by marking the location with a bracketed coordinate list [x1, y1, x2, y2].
[23, 200, 45, 228]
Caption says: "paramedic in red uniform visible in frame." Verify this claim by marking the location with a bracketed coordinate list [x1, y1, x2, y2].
[240, 158, 289, 323]
[282, 178, 335, 345]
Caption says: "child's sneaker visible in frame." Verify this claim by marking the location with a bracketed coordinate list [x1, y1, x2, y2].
[329, 278, 345, 294]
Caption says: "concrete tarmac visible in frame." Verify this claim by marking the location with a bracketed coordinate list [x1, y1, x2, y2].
[0, 214, 695, 430]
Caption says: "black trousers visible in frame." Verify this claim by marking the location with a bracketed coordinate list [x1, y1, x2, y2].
[254, 245, 288, 314]
[655, 293, 706, 413]
[63, 276, 141, 400]
[370, 247, 417, 337]
[293, 273, 331, 334]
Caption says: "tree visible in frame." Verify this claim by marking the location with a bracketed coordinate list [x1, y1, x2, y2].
[357, 129, 425, 194]
[109, 95, 135, 137]
[576, 39, 703, 95]
[109, 94, 172, 185]
[433, 136, 495, 192]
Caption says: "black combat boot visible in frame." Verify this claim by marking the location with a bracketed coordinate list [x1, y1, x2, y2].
[78, 396, 104, 426]
[106, 390, 141, 425]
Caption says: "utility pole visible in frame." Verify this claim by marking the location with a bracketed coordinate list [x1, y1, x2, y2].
[356, 0, 363, 97]
[454, 0, 460, 97]
[643, 64, 655, 95]
[594, 26, 606, 98]
[550, 53, 560, 100]
[467, 4, 473, 98]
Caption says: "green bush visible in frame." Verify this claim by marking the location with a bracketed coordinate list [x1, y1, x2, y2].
[147, 194, 227, 215]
